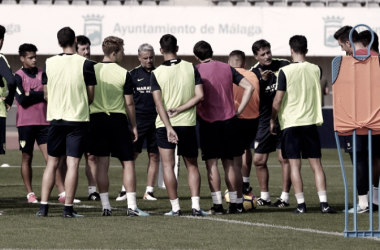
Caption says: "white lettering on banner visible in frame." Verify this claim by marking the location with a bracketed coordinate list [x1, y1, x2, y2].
[219, 24, 261, 37]
[114, 24, 197, 35]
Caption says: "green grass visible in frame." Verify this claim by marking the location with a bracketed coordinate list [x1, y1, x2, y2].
[0, 149, 379, 249]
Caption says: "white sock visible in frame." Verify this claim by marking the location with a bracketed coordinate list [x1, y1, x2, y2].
[229, 191, 237, 203]
[318, 191, 327, 203]
[373, 186, 379, 205]
[261, 192, 270, 201]
[100, 192, 111, 210]
[237, 197, 243, 204]
[358, 194, 369, 209]
[27, 192, 35, 198]
[191, 196, 200, 210]
[88, 186, 97, 195]
[243, 177, 250, 183]
[40, 201, 48, 205]
[146, 186, 154, 194]
[280, 192, 289, 203]
[127, 192, 137, 210]
[295, 193, 305, 204]
[211, 191, 222, 205]
[170, 198, 180, 212]
[59, 191, 66, 197]
[121, 185, 126, 192]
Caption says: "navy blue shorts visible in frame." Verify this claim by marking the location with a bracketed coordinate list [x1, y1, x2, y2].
[199, 117, 236, 161]
[0, 117, 5, 155]
[343, 134, 380, 157]
[47, 123, 88, 158]
[281, 125, 321, 159]
[89, 113, 134, 161]
[156, 126, 198, 158]
[134, 120, 158, 154]
[254, 121, 282, 154]
[234, 118, 259, 156]
[18, 125, 49, 152]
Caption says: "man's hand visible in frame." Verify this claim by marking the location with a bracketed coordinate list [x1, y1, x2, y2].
[0, 97, 10, 111]
[131, 126, 138, 143]
[167, 127, 178, 144]
[25, 92, 30, 96]
[270, 119, 277, 135]
[259, 68, 273, 81]
[167, 108, 179, 118]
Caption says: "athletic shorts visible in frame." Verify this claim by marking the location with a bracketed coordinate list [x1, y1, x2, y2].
[47, 123, 88, 158]
[254, 121, 282, 154]
[199, 117, 236, 161]
[281, 124, 321, 159]
[156, 126, 198, 158]
[88, 113, 134, 161]
[18, 125, 49, 152]
[343, 134, 380, 157]
[234, 118, 259, 156]
[134, 120, 159, 154]
[0, 117, 5, 154]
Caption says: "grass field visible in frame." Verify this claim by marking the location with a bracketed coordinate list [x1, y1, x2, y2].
[0, 149, 379, 249]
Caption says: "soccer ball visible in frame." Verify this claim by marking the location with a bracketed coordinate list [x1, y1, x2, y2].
[224, 189, 230, 203]
[243, 193, 257, 211]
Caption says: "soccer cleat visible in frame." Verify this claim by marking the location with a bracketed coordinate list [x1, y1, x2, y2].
[191, 208, 210, 217]
[127, 207, 150, 217]
[320, 202, 337, 214]
[143, 192, 157, 201]
[293, 203, 307, 214]
[227, 203, 243, 214]
[242, 183, 253, 195]
[271, 198, 289, 208]
[27, 193, 39, 204]
[88, 192, 101, 201]
[58, 196, 81, 204]
[102, 209, 112, 216]
[208, 204, 225, 215]
[63, 210, 84, 218]
[164, 210, 182, 216]
[35, 204, 49, 217]
[256, 197, 271, 206]
[116, 191, 127, 201]
[346, 204, 368, 214]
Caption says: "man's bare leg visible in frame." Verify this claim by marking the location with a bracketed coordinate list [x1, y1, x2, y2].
[253, 152, 271, 205]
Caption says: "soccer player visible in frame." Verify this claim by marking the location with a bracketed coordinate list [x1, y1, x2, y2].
[334, 26, 380, 212]
[14, 44, 49, 203]
[89, 36, 149, 217]
[36, 27, 96, 218]
[75, 35, 100, 201]
[0, 25, 16, 156]
[116, 43, 159, 201]
[151, 34, 207, 216]
[194, 41, 254, 214]
[228, 50, 260, 197]
[250, 39, 291, 207]
[270, 35, 336, 214]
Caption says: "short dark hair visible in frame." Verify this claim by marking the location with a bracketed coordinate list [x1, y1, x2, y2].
[289, 35, 308, 54]
[252, 39, 271, 55]
[193, 41, 213, 61]
[359, 30, 379, 54]
[57, 27, 76, 48]
[159, 34, 177, 54]
[102, 36, 124, 55]
[76, 35, 91, 46]
[334, 25, 359, 43]
[18, 43, 38, 57]
[0, 25, 6, 40]
[229, 50, 246, 63]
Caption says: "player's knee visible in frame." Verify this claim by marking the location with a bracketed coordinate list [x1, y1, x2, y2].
[253, 157, 266, 167]
[148, 152, 159, 162]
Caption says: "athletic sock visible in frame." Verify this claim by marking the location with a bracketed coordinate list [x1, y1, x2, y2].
[126, 192, 137, 210]
[358, 194, 369, 209]
[59, 191, 66, 198]
[243, 177, 250, 183]
[27, 192, 35, 199]
[64, 204, 74, 213]
[170, 198, 180, 212]
[280, 192, 290, 203]
[146, 186, 154, 194]
[317, 190, 327, 203]
[229, 191, 237, 204]
[237, 197, 243, 204]
[40, 201, 48, 205]
[121, 185, 126, 192]
[100, 192, 111, 210]
[295, 193, 305, 204]
[88, 186, 97, 195]
[373, 186, 379, 205]
[211, 191, 222, 205]
[191, 196, 200, 210]
[260, 192, 270, 201]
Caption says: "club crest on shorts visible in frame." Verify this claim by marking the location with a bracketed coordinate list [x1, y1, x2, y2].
[83, 14, 103, 46]
[254, 141, 259, 149]
[20, 140, 26, 148]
